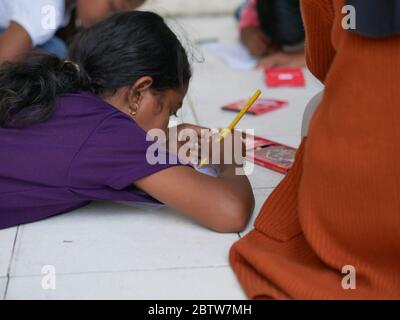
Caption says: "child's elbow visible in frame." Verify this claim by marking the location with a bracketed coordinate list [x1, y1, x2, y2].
[212, 194, 255, 233]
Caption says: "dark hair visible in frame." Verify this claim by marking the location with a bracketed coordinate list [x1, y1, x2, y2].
[257, 0, 304, 46]
[0, 11, 191, 128]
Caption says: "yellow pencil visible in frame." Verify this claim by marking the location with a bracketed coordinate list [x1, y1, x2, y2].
[199, 89, 262, 167]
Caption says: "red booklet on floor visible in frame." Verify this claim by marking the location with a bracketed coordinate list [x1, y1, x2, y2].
[245, 135, 297, 174]
[222, 98, 288, 116]
[265, 68, 305, 87]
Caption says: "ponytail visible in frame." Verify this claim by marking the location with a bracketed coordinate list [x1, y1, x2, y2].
[0, 53, 92, 128]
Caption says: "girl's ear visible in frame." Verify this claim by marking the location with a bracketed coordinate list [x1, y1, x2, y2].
[127, 76, 154, 109]
[134, 76, 153, 94]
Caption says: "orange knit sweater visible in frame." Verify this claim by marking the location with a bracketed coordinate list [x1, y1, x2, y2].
[230, 0, 400, 299]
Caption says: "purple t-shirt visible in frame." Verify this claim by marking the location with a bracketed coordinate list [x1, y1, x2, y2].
[0, 92, 180, 230]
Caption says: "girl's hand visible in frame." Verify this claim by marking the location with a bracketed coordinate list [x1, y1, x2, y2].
[240, 27, 272, 57]
[167, 124, 208, 164]
[200, 129, 246, 171]
[167, 125, 246, 169]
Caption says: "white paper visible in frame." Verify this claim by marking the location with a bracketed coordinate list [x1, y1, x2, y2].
[194, 165, 219, 177]
[204, 42, 258, 71]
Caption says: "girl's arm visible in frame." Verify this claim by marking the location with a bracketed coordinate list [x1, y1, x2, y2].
[77, 0, 145, 28]
[135, 129, 254, 233]
[239, 0, 271, 57]
[134, 164, 254, 233]
[0, 22, 32, 63]
[77, 0, 113, 27]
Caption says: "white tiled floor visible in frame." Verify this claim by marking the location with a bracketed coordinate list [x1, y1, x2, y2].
[0, 277, 6, 299]
[0, 16, 322, 300]
[0, 227, 17, 277]
[10, 202, 237, 277]
[247, 165, 283, 189]
[6, 267, 246, 300]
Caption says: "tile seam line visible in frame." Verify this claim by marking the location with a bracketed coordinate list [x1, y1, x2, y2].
[8, 264, 233, 279]
[3, 225, 20, 299]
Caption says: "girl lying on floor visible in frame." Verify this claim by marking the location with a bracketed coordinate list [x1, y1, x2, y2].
[0, 11, 255, 232]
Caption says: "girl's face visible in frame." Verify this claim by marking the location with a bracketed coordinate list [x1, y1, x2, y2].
[133, 86, 187, 134]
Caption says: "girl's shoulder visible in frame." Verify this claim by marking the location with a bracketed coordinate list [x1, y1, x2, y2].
[58, 91, 120, 117]
[57, 91, 147, 143]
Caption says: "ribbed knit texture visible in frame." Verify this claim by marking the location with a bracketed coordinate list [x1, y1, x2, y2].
[229, 0, 400, 299]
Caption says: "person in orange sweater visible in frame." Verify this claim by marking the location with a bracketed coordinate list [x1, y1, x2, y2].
[230, 0, 400, 299]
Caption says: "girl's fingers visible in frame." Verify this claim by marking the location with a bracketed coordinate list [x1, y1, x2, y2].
[175, 127, 246, 166]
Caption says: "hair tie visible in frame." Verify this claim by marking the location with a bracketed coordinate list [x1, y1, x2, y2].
[63, 60, 81, 73]
[63, 60, 93, 86]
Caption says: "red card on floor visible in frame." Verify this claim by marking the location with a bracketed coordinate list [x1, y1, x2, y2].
[245, 135, 297, 174]
[265, 68, 305, 87]
[222, 98, 288, 116]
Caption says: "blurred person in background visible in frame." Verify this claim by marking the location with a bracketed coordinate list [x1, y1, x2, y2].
[0, 0, 145, 62]
[239, 0, 306, 68]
